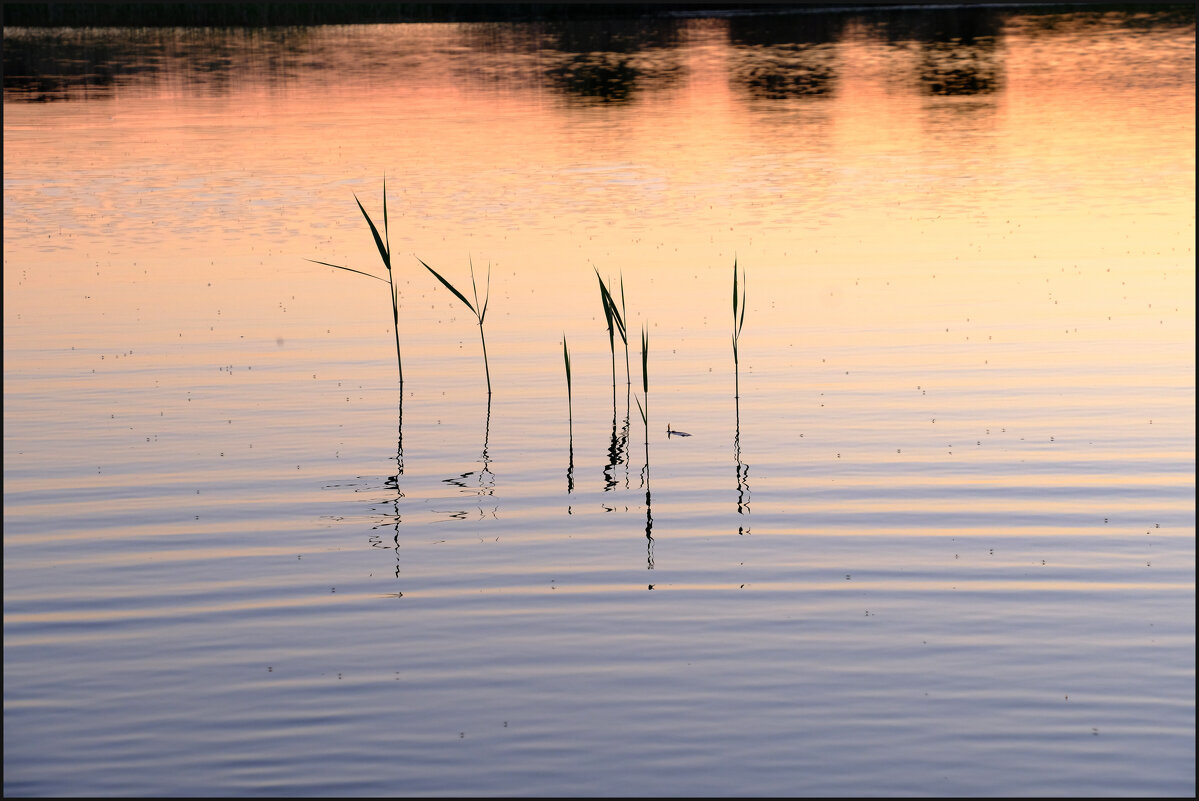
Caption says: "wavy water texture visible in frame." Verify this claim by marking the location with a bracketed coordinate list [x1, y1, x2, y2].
[4, 7, 1194, 797]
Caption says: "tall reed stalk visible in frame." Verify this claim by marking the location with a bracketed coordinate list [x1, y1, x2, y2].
[595, 269, 628, 401]
[418, 256, 492, 395]
[635, 325, 650, 471]
[307, 178, 403, 388]
[732, 257, 747, 400]
[563, 335, 574, 494]
[618, 275, 630, 388]
[563, 334, 574, 440]
[635, 325, 653, 569]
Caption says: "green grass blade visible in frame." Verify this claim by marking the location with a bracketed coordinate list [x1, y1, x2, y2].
[353, 193, 391, 271]
[563, 335, 572, 394]
[596, 269, 616, 345]
[595, 269, 626, 342]
[306, 258, 389, 283]
[733, 257, 739, 322]
[477, 261, 491, 323]
[640, 326, 648, 395]
[382, 175, 389, 264]
[418, 257, 477, 316]
[733, 262, 743, 335]
[471, 257, 491, 324]
[614, 274, 627, 344]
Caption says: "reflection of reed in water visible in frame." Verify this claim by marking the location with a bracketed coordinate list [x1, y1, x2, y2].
[735, 394, 751, 535]
[603, 408, 630, 493]
[367, 398, 405, 584]
[645, 487, 654, 571]
[442, 396, 495, 498]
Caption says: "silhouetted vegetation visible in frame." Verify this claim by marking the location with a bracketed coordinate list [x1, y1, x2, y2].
[7, 4, 1193, 103]
[2, 3, 798, 28]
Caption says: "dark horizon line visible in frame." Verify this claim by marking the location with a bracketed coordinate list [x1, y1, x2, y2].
[0, 1, 1148, 28]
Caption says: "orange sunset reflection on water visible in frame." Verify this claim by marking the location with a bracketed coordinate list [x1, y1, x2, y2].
[3, 7, 1195, 797]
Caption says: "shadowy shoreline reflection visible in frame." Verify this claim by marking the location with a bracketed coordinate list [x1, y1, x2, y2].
[8, 6, 1192, 104]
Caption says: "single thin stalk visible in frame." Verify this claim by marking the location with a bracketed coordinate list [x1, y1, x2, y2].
[306, 177, 403, 388]
[473, 258, 492, 395]
[478, 324, 491, 395]
[635, 325, 649, 476]
[418, 256, 492, 395]
[564, 334, 574, 496]
[382, 182, 403, 388]
[732, 257, 747, 400]
[620, 274, 630, 388]
[563, 335, 573, 439]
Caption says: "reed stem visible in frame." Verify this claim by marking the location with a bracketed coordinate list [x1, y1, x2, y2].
[306, 177, 403, 389]
[418, 256, 492, 395]
[732, 257, 746, 400]
[563, 334, 573, 436]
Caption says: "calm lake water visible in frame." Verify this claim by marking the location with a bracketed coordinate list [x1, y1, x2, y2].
[4, 5, 1195, 796]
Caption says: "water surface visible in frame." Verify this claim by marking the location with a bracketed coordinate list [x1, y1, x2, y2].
[4, 5, 1195, 796]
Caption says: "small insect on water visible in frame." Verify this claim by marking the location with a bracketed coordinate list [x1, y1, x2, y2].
[666, 424, 691, 437]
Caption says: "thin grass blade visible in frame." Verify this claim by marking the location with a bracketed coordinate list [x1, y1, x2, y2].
[738, 261, 747, 335]
[418, 257, 477, 316]
[353, 193, 391, 271]
[733, 258, 739, 323]
[615, 274, 628, 344]
[382, 176, 389, 262]
[596, 269, 616, 344]
[641, 326, 649, 395]
[480, 261, 491, 323]
[563, 335, 572, 395]
[306, 258, 389, 283]
[595, 269, 626, 342]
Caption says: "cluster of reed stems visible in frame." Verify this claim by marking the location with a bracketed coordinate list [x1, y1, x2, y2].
[309, 179, 495, 397]
[595, 269, 630, 395]
[312, 185, 750, 504]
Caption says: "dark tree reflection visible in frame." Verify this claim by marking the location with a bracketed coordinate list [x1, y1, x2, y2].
[869, 6, 1005, 96]
[539, 17, 685, 104]
[727, 12, 847, 101]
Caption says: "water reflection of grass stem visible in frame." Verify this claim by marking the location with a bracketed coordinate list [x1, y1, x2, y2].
[418, 256, 492, 395]
[735, 394, 750, 533]
[306, 177, 403, 389]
